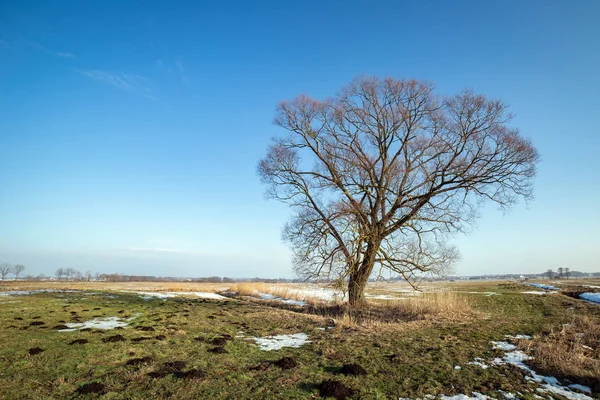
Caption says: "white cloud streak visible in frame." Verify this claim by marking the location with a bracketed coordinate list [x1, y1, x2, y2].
[76, 69, 157, 100]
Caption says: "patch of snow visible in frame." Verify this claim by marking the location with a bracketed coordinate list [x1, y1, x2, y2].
[246, 333, 311, 351]
[504, 334, 532, 340]
[467, 358, 489, 369]
[128, 291, 227, 300]
[492, 348, 594, 400]
[439, 393, 491, 400]
[568, 384, 592, 394]
[454, 365, 462, 370]
[491, 341, 516, 351]
[521, 291, 554, 295]
[579, 292, 600, 304]
[59, 317, 129, 331]
[523, 282, 559, 290]
[256, 293, 306, 306]
[0, 289, 79, 296]
[365, 293, 397, 300]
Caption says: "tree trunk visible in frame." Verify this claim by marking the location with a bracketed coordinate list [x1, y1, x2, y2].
[347, 242, 379, 306]
[348, 266, 371, 306]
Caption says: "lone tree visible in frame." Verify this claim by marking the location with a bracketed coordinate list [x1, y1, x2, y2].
[13, 264, 25, 280]
[259, 76, 539, 305]
[0, 263, 14, 281]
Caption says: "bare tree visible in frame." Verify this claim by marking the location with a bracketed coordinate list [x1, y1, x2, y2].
[55, 268, 65, 280]
[565, 267, 570, 279]
[259, 76, 539, 305]
[557, 267, 564, 279]
[546, 269, 554, 279]
[85, 270, 93, 281]
[13, 264, 25, 280]
[0, 263, 13, 281]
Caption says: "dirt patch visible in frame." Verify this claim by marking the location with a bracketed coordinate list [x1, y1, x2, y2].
[208, 346, 228, 354]
[163, 361, 186, 371]
[52, 324, 69, 330]
[126, 356, 153, 366]
[339, 363, 367, 376]
[29, 321, 45, 326]
[274, 357, 297, 369]
[131, 337, 153, 343]
[28, 347, 44, 356]
[32, 316, 41, 319]
[76, 382, 105, 395]
[249, 362, 271, 371]
[155, 335, 167, 340]
[137, 326, 155, 332]
[193, 336, 205, 342]
[102, 335, 126, 343]
[173, 369, 206, 380]
[69, 339, 89, 345]
[210, 337, 228, 346]
[93, 307, 101, 310]
[14, 317, 23, 320]
[318, 380, 353, 400]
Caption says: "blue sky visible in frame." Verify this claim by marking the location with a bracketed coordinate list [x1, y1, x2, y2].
[0, 0, 599, 278]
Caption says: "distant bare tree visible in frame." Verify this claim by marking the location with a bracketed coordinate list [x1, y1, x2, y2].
[557, 267, 564, 279]
[0, 263, 13, 281]
[565, 267, 570, 279]
[85, 270, 93, 281]
[259, 76, 539, 305]
[55, 268, 65, 280]
[546, 269, 554, 279]
[13, 264, 25, 280]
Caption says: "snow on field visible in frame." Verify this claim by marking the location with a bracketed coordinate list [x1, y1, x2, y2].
[0, 289, 79, 296]
[365, 293, 398, 300]
[504, 334, 532, 340]
[439, 393, 491, 400]
[257, 293, 306, 306]
[60, 317, 128, 331]
[467, 359, 489, 369]
[491, 342, 593, 400]
[129, 291, 227, 300]
[491, 341, 516, 351]
[521, 291, 554, 295]
[579, 292, 600, 304]
[245, 333, 311, 351]
[523, 282, 559, 290]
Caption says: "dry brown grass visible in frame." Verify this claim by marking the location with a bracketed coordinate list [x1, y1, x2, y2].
[523, 315, 600, 391]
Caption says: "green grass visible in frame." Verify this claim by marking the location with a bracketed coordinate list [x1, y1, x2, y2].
[0, 283, 598, 399]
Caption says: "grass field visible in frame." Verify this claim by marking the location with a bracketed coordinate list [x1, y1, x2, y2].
[0, 280, 598, 399]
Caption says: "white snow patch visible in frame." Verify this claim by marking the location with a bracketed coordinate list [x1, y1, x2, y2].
[246, 333, 310, 351]
[59, 317, 128, 331]
[492, 347, 594, 400]
[365, 293, 397, 300]
[491, 341, 516, 351]
[568, 384, 592, 394]
[521, 291, 554, 295]
[504, 334, 532, 340]
[467, 358, 489, 369]
[0, 289, 79, 296]
[128, 291, 226, 300]
[579, 292, 600, 304]
[257, 293, 306, 306]
[439, 392, 491, 400]
[523, 282, 559, 290]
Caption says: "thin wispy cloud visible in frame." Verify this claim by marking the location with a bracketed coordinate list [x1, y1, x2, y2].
[176, 59, 189, 83]
[156, 58, 190, 84]
[76, 69, 157, 100]
[124, 247, 191, 254]
[22, 39, 75, 58]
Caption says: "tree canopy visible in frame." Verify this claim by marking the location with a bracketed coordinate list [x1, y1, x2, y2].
[259, 76, 539, 305]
